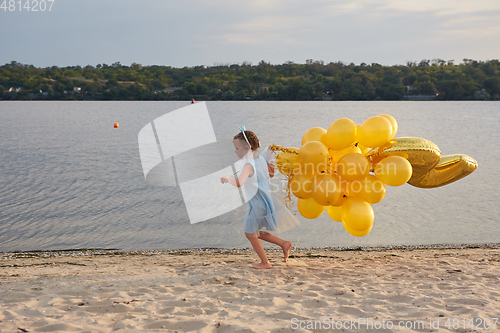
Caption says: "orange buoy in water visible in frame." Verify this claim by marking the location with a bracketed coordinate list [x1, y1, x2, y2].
[191, 98, 195, 104]
[114, 122, 119, 128]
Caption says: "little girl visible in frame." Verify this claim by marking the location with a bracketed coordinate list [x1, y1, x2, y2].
[220, 129, 301, 269]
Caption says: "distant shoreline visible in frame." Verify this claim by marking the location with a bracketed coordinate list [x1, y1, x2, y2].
[1, 99, 498, 102]
[2, 242, 498, 257]
[2, 59, 499, 101]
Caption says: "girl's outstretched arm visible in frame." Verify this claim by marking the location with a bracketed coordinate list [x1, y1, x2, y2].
[221, 163, 254, 187]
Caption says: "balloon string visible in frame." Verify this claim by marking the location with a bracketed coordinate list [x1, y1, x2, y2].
[268, 144, 296, 213]
[269, 144, 298, 155]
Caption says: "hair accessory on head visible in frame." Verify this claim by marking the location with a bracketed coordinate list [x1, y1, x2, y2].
[239, 125, 251, 148]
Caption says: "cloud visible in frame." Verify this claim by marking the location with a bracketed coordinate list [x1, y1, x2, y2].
[207, 0, 500, 54]
[326, 2, 366, 14]
[214, 15, 306, 46]
[383, 0, 500, 15]
[437, 13, 500, 37]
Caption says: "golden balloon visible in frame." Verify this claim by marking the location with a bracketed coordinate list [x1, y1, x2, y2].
[312, 173, 342, 206]
[297, 197, 325, 219]
[327, 205, 343, 222]
[374, 155, 413, 186]
[409, 154, 478, 188]
[341, 197, 374, 232]
[302, 127, 327, 146]
[366, 137, 478, 188]
[326, 118, 357, 150]
[336, 153, 370, 182]
[342, 221, 373, 237]
[330, 145, 362, 163]
[349, 174, 386, 204]
[331, 189, 347, 207]
[298, 141, 329, 174]
[378, 114, 398, 139]
[291, 172, 314, 199]
[358, 116, 393, 148]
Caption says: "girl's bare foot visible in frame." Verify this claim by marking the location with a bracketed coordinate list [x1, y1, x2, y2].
[251, 262, 272, 269]
[282, 241, 293, 262]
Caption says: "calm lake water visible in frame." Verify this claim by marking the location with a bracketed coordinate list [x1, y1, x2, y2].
[0, 101, 498, 252]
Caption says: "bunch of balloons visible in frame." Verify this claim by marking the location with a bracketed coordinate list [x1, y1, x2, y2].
[271, 114, 478, 237]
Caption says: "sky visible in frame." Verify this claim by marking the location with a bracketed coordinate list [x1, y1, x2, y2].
[1, 0, 499, 68]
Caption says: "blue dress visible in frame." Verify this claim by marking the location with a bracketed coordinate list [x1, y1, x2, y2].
[242, 154, 301, 237]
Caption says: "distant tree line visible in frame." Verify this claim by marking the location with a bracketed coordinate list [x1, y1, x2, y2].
[1, 59, 499, 101]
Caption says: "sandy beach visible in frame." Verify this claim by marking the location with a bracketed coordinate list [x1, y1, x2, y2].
[1, 244, 499, 332]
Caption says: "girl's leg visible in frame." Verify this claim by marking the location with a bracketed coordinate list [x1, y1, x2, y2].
[245, 232, 272, 269]
[258, 231, 293, 262]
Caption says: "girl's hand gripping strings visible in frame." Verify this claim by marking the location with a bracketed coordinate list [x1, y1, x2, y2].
[220, 175, 230, 184]
[221, 170, 237, 184]
[221, 174, 240, 187]
[220, 164, 253, 187]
